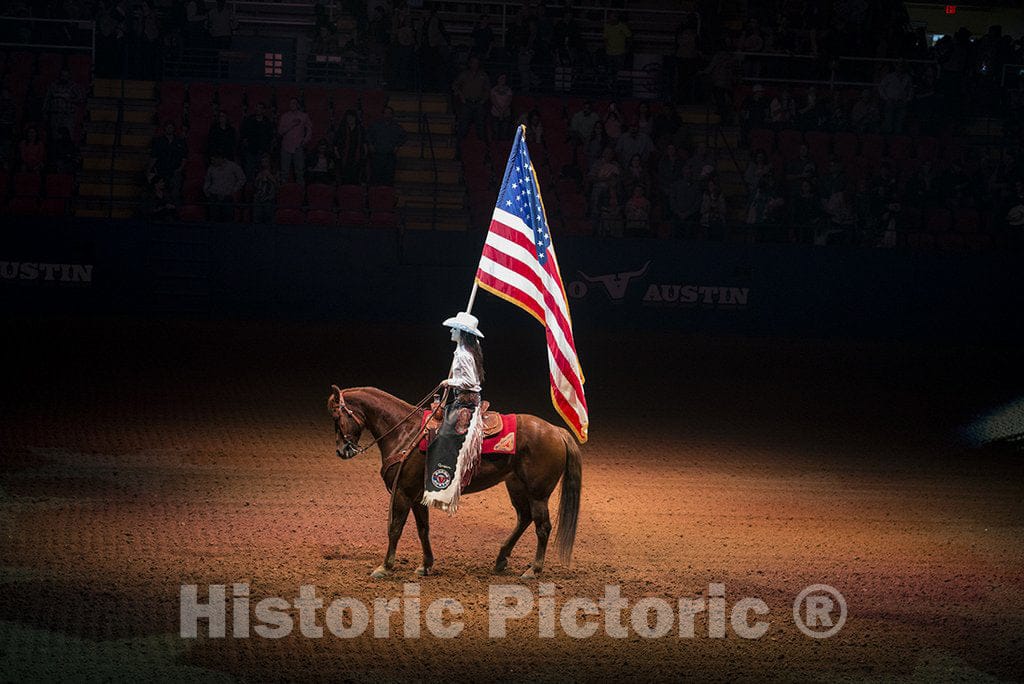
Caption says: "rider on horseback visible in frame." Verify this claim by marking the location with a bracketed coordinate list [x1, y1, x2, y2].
[421, 311, 485, 512]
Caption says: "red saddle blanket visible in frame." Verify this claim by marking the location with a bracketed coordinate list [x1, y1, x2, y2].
[419, 410, 518, 456]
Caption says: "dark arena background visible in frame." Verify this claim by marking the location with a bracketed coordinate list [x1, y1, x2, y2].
[3, 1, 1024, 681]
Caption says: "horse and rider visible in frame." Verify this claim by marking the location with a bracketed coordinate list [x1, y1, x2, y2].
[327, 310, 582, 578]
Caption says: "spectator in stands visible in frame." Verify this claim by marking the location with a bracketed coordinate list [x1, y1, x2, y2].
[656, 143, 684, 198]
[616, 123, 653, 168]
[251, 153, 278, 224]
[151, 121, 187, 199]
[569, 100, 600, 145]
[700, 177, 727, 240]
[669, 165, 702, 236]
[789, 178, 824, 243]
[595, 181, 624, 237]
[623, 153, 652, 198]
[820, 156, 848, 200]
[704, 38, 741, 125]
[584, 124, 610, 169]
[49, 126, 80, 174]
[785, 144, 816, 194]
[0, 83, 16, 160]
[745, 174, 785, 234]
[602, 12, 632, 88]
[822, 186, 856, 245]
[826, 94, 850, 132]
[684, 142, 715, 180]
[741, 84, 770, 145]
[184, 0, 209, 47]
[203, 154, 245, 222]
[207, 0, 237, 49]
[43, 69, 83, 140]
[471, 14, 495, 59]
[489, 74, 513, 141]
[769, 87, 796, 126]
[522, 110, 544, 146]
[744, 149, 771, 194]
[367, 105, 406, 185]
[673, 15, 700, 103]
[850, 89, 881, 133]
[453, 56, 490, 140]
[652, 103, 685, 148]
[904, 159, 936, 208]
[307, 140, 336, 185]
[278, 98, 312, 185]
[390, 11, 417, 91]
[603, 104, 623, 141]
[796, 86, 825, 130]
[587, 146, 621, 218]
[18, 125, 46, 173]
[334, 109, 367, 184]
[635, 102, 653, 138]
[878, 61, 913, 134]
[140, 176, 177, 221]
[422, 7, 451, 89]
[625, 186, 651, 236]
[207, 110, 237, 160]
[240, 101, 275, 181]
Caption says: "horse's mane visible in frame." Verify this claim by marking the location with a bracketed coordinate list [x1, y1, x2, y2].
[343, 386, 417, 416]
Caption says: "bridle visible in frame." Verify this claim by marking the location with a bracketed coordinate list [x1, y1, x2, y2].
[332, 383, 447, 460]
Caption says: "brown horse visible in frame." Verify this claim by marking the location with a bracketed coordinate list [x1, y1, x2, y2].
[327, 385, 582, 578]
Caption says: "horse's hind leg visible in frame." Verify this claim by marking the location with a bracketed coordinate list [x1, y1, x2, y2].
[372, 489, 412, 579]
[494, 478, 532, 573]
[411, 502, 434, 576]
[521, 497, 552, 579]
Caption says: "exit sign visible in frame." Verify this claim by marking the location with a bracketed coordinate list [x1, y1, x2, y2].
[945, 4, 956, 13]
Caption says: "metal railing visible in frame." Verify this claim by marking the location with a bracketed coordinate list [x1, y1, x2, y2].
[0, 16, 95, 62]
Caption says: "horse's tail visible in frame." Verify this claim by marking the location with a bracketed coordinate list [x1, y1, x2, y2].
[555, 429, 583, 566]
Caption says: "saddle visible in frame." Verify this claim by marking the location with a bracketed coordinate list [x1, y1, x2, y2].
[423, 401, 502, 436]
[420, 401, 517, 455]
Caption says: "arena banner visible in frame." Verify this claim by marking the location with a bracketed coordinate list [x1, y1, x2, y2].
[1, 219, 1020, 341]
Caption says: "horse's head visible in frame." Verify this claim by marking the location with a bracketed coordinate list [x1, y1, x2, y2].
[328, 384, 364, 460]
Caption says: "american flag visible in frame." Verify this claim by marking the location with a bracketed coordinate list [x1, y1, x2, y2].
[474, 126, 589, 443]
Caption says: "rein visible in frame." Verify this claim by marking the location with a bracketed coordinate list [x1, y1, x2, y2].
[338, 382, 446, 456]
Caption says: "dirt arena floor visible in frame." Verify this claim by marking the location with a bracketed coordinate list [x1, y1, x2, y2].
[2, 315, 1023, 682]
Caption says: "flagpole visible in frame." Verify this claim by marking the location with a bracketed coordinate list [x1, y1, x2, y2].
[465, 280, 479, 315]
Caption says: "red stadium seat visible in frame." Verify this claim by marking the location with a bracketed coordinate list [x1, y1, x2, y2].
[964, 233, 992, 250]
[337, 184, 366, 209]
[306, 183, 335, 209]
[936, 232, 965, 250]
[924, 208, 952, 232]
[905, 231, 934, 249]
[38, 198, 68, 216]
[887, 135, 912, 160]
[915, 136, 938, 161]
[217, 84, 245, 122]
[274, 207, 305, 225]
[748, 129, 775, 155]
[338, 209, 368, 226]
[188, 82, 216, 117]
[159, 81, 187, 123]
[45, 173, 74, 198]
[832, 132, 857, 161]
[177, 204, 207, 222]
[369, 211, 399, 228]
[68, 53, 92, 85]
[306, 209, 337, 225]
[860, 134, 884, 162]
[8, 197, 39, 215]
[777, 129, 803, 160]
[368, 185, 396, 212]
[952, 208, 980, 233]
[804, 131, 831, 167]
[183, 179, 205, 203]
[14, 172, 42, 197]
[276, 182, 304, 208]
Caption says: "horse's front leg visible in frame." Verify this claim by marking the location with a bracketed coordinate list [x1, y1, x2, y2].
[372, 488, 412, 579]
[411, 502, 434, 576]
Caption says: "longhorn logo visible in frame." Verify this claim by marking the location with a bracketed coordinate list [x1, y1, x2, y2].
[575, 261, 650, 300]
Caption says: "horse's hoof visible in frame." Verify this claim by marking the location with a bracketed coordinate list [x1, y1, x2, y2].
[521, 566, 538, 579]
[415, 565, 432, 577]
[370, 566, 391, 579]
[493, 558, 508, 574]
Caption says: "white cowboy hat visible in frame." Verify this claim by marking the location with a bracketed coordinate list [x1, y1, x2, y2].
[443, 311, 484, 338]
